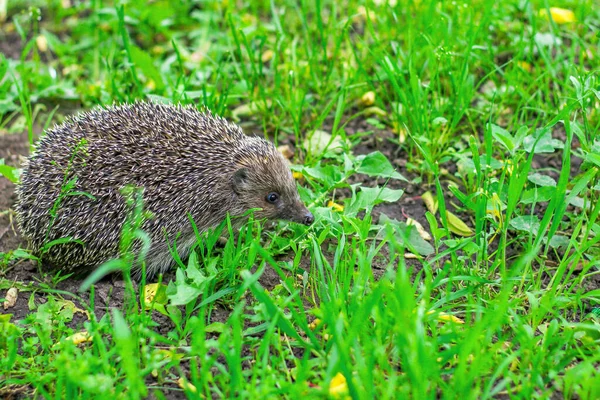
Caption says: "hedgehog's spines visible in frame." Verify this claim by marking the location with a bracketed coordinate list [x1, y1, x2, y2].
[15, 101, 311, 278]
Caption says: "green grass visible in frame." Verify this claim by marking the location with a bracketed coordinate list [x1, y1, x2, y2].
[1, 0, 600, 398]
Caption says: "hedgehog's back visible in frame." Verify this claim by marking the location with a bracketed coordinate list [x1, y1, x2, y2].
[15, 103, 245, 272]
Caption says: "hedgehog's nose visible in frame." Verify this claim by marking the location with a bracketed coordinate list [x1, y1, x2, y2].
[302, 212, 314, 226]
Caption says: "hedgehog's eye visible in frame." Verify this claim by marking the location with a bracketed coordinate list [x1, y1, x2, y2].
[266, 192, 280, 204]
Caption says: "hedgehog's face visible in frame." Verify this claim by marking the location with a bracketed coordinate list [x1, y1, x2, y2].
[231, 152, 314, 226]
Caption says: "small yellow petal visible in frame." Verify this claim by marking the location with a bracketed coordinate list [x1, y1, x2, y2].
[539, 7, 576, 24]
[517, 61, 532, 72]
[329, 373, 349, 397]
[427, 310, 465, 324]
[392, 122, 407, 144]
[177, 377, 197, 393]
[327, 201, 344, 212]
[292, 171, 304, 180]
[308, 318, 321, 330]
[145, 79, 156, 90]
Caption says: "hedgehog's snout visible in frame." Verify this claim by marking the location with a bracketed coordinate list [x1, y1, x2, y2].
[302, 211, 314, 226]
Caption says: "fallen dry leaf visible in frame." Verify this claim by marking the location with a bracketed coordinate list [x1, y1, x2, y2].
[36, 35, 48, 52]
[308, 318, 322, 330]
[277, 145, 294, 160]
[304, 129, 347, 155]
[261, 49, 274, 63]
[406, 217, 432, 241]
[362, 106, 387, 117]
[177, 377, 197, 393]
[231, 100, 271, 122]
[65, 331, 92, 345]
[359, 91, 375, 106]
[144, 283, 168, 309]
[3, 288, 17, 310]
[421, 191, 438, 214]
[446, 211, 474, 237]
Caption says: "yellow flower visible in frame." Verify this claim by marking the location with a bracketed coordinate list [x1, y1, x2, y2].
[327, 201, 344, 212]
[292, 171, 304, 180]
[517, 61, 532, 72]
[308, 318, 321, 330]
[539, 7, 576, 24]
[329, 373, 349, 398]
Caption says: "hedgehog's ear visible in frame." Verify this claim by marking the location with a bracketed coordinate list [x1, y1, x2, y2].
[232, 168, 249, 194]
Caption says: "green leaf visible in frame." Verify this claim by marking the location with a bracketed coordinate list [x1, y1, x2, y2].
[130, 45, 165, 90]
[490, 123, 515, 152]
[523, 128, 563, 154]
[548, 235, 569, 249]
[166, 268, 204, 306]
[378, 214, 434, 256]
[185, 252, 208, 286]
[528, 173, 557, 187]
[585, 153, 600, 169]
[520, 187, 554, 204]
[509, 215, 541, 234]
[345, 186, 404, 216]
[356, 151, 406, 181]
[0, 163, 21, 184]
[302, 164, 342, 186]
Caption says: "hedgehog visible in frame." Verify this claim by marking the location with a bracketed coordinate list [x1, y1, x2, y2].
[15, 102, 314, 277]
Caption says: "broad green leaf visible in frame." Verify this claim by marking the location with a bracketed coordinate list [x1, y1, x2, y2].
[523, 128, 563, 154]
[548, 235, 569, 249]
[166, 279, 203, 306]
[130, 45, 165, 90]
[345, 186, 403, 216]
[509, 215, 541, 233]
[528, 173, 557, 187]
[490, 123, 515, 152]
[585, 153, 600, 168]
[0, 163, 20, 184]
[520, 187, 554, 204]
[356, 151, 406, 180]
[302, 164, 342, 187]
[378, 214, 434, 256]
